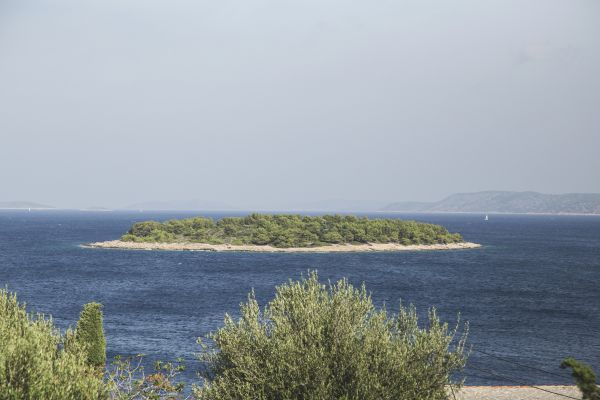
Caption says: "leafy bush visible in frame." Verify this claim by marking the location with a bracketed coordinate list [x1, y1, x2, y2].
[75, 302, 107, 369]
[195, 272, 467, 400]
[561, 358, 600, 399]
[122, 213, 464, 248]
[0, 289, 105, 399]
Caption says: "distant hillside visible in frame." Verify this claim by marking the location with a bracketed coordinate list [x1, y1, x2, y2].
[280, 199, 386, 212]
[383, 191, 600, 214]
[0, 201, 54, 209]
[123, 199, 235, 211]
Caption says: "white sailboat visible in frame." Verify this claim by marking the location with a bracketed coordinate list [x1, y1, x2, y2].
[484, 214, 489, 221]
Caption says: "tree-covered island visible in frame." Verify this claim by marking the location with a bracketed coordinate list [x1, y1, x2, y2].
[118, 213, 465, 248]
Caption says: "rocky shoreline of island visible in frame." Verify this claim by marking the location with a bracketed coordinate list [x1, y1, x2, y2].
[85, 240, 482, 253]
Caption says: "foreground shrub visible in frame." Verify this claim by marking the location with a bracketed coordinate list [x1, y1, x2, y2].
[561, 358, 600, 400]
[0, 289, 105, 399]
[196, 272, 467, 400]
[75, 302, 107, 368]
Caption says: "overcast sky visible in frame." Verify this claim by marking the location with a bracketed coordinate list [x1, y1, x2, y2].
[1, 0, 599, 209]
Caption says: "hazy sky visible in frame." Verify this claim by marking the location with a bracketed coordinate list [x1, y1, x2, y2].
[1, 0, 599, 209]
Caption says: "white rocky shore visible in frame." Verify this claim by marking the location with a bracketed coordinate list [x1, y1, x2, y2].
[85, 240, 481, 253]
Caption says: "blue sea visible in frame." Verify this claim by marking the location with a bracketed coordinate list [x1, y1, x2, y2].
[1, 210, 599, 386]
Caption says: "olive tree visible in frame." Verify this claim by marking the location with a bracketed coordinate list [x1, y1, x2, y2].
[195, 272, 467, 400]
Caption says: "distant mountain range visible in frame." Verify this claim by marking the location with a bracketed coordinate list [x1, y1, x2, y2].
[4, 192, 600, 214]
[122, 199, 235, 211]
[382, 191, 600, 214]
[273, 199, 385, 212]
[0, 201, 55, 209]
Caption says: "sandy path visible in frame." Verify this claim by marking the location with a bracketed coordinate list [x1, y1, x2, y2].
[456, 385, 581, 399]
[85, 240, 481, 253]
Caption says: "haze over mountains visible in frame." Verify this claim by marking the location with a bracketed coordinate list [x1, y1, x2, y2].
[383, 191, 600, 215]
[4, 191, 600, 214]
[123, 200, 235, 211]
[0, 201, 55, 209]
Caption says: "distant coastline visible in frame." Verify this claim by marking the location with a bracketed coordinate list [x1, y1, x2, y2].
[0, 207, 57, 211]
[383, 191, 600, 215]
[2, 207, 599, 217]
[0, 201, 55, 210]
[85, 240, 481, 253]
[378, 210, 600, 216]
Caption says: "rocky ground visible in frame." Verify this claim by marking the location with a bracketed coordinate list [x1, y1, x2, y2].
[85, 240, 482, 253]
[456, 385, 581, 399]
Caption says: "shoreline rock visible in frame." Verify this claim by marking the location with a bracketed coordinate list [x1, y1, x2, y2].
[84, 240, 482, 253]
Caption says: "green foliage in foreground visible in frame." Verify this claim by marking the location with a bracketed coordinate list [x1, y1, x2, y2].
[0, 273, 469, 399]
[195, 272, 468, 400]
[0, 289, 105, 400]
[122, 213, 463, 248]
[561, 358, 600, 399]
[75, 302, 107, 368]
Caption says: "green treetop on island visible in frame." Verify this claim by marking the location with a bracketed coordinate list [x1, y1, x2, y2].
[121, 214, 464, 248]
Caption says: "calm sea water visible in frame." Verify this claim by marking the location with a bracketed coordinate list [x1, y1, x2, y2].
[0, 210, 599, 386]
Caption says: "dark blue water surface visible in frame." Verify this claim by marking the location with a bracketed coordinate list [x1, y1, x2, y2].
[1, 210, 599, 385]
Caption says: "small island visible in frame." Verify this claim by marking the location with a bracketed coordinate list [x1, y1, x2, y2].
[88, 214, 480, 252]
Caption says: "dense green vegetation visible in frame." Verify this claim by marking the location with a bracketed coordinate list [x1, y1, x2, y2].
[196, 272, 467, 400]
[121, 214, 464, 248]
[0, 289, 105, 399]
[561, 358, 600, 399]
[75, 302, 107, 369]
[0, 273, 469, 399]
[0, 289, 185, 400]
